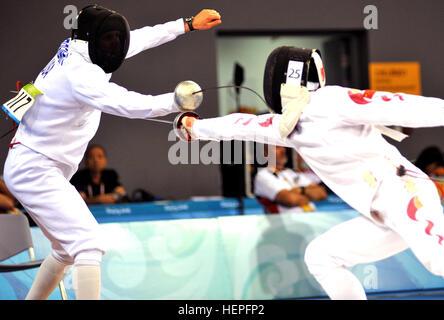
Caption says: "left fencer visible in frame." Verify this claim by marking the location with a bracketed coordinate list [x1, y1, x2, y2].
[178, 46, 444, 299]
[3, 5, 221, 300]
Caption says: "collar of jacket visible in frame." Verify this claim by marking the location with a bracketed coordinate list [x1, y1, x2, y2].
[70, 39, 92, 63]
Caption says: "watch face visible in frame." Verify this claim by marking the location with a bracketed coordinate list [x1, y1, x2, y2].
[186, 17, 194, 30]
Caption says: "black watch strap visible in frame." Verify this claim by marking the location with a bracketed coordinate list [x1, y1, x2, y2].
[184, 16, 195, 31]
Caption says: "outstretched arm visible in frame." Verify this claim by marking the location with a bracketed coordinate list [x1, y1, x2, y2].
[126, 19, 185, 59]
[322, 86, 444, 128]
[126, 9, 222, 59]
[185, 113, 294, 148]
[70, 62, 179, 119]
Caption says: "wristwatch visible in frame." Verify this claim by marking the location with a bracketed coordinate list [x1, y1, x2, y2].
[184, 16, 195, 31]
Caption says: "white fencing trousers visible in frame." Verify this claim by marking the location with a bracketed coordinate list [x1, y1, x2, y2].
[3, 144, 104, 266]
[304, 172, 444, 299]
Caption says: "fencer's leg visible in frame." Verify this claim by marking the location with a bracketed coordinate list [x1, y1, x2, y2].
[25, 253, 71, 300]
[304, 216, 408, 300]
[72, 250, 102, 300]
[4, 145, 105, 300]
[380, 174, 444, 278]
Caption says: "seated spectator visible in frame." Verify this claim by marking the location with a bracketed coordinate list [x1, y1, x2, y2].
[415, 146, 444, 176]
[0, 176, 21, 214]
[254, 145, 327, 214]
[70, 144, 128, 205]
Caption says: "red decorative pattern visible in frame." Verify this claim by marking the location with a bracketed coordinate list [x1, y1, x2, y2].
[347, 89, 376, 105]
[381, 93, 405, 102]
[258, 116, 274, 127]
[425, 220, 434, 235]
[347, 89, 405, 105]
[406, 196, 444, 246]
[406, 196, 420, 221]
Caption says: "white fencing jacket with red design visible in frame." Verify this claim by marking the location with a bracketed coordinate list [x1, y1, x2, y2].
[193, 86, 444, 217]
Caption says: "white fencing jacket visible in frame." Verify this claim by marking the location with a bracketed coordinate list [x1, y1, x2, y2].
[14, 19, 185, 172]
[193, 86, 444, 217]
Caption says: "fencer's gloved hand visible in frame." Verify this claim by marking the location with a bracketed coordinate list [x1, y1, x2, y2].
[279, 84, 311, 138]
[173, 112, 199, 142]
[189, 9, 222, 31]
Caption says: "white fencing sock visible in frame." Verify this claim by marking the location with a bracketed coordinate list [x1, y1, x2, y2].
[72, 250, 103, 300]
[72, 265, 101, 300]
[25, 254, 70, 300]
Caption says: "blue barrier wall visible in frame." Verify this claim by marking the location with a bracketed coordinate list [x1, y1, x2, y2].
[1, 197, 443, 300]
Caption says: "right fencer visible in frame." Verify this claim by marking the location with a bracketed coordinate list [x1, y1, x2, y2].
[177, 46, 444, 299]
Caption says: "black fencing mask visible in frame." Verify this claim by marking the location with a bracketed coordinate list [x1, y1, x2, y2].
[72, 5, 130, 73]
[263, 46, 326, 113]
